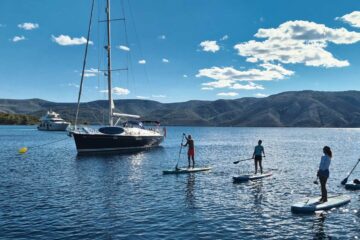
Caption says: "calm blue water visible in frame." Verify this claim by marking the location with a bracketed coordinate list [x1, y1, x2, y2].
[0, 126, 359, 239]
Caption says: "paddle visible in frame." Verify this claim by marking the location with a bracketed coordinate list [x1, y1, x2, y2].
[175, 133, 186, 170]
[341, 158, 360, 185]
[233, 155, 266, 164]
[233, 158, 253, 164]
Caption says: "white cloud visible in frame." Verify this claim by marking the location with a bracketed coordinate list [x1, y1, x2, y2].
[202, 79, 234, 89]
[138, 59, 146, 64]
[231, 82, 264, 90]
[254, 20, 360, 44]
[220, 35, 229, 41]
[12, 36, 26, 42]
[197, 63, 294, 83]
[234, 20, 360, 68]
[183, 74, 188, 78]
[217, 92, 238, 97]
[200, 40, 220, 53]
[201, 87, 214, 91]
[152, 94, 166, 98]
[337, 11, 360, 28]
[158, 35, 166, 40]
[162, 58, 169, 63]
[68, 83, 80, 88]
[246, 57, 258, 63]
[136, 96, 149, 99]
[82, 68, 99, 77]
[113, 87, 130, 95]
[84, 74, 95, 77]
[100, 87, 130, 95]
[254, 93, 269, 98]
[51, 34, 93, 46]
[117, 45, 130, 51]
[18, 22, 39, 30]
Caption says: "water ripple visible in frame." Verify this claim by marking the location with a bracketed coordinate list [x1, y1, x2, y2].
[0, 126, 359, 239]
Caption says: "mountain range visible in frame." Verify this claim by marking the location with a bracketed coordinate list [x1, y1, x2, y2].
[1, 90, 360, 127]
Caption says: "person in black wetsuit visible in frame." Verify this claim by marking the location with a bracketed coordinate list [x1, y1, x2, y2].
[182, 134, 195, 168]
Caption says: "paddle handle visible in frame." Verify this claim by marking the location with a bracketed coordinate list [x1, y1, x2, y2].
[346, 158, 360, 178]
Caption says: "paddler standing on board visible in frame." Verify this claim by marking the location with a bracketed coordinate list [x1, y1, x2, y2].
[317, 146, 332, 203]
[182, 134, 195, 168]
[252, 140, 265, 174]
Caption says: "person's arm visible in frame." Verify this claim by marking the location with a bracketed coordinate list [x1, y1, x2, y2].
[262, 147, 265, 157]
[317, 156, 324, 176]
[182, 140, 189, 147]
[182, 133, 188, 146]
[319, 156, 325, 170]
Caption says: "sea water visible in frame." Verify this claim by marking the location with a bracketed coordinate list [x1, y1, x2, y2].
[0, 126, 359, 239]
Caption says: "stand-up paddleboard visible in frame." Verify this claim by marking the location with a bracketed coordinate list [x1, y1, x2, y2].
[345, 183, 360, 190]
[233, 172, 272, 183]
[291, 195, 351, 213]
[163, 167, 212, 175]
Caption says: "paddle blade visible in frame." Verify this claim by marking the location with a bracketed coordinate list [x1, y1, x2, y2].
[18, 147, 28, 154]
[341, 178, 348, 185]
[233, 161, 239, 164]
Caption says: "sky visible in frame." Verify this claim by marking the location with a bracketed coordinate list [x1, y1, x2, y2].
[0, 0, 360, 103]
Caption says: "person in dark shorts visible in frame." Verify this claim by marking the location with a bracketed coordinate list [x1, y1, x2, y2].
[183, 134, 195, 168]
[317, 146, 332, 203]
[252, 140, 265, 174]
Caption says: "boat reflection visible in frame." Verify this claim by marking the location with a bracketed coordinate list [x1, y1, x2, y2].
[75, 146, 165, 159]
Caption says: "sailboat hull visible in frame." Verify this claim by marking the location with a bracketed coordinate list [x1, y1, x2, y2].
[72, 132, 164, 153]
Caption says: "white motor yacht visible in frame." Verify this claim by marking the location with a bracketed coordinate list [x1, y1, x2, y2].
[37, 110, 70, 131]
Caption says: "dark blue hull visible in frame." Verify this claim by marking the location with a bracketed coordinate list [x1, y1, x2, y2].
[73, 132, 164, 153]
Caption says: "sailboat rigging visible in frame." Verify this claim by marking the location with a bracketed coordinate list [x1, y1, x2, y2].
[69, 0, 165, 153]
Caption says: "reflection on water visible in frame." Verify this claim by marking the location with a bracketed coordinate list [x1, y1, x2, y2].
[253, 181, 264, 206]
[1, 126, 360, 239]
[312, 212, 331, 240]
[185, 174, 196, 209]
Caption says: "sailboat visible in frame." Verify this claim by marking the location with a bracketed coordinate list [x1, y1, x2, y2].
[69, 0, 165, 153]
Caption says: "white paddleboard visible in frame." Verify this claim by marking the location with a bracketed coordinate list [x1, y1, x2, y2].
[345, 183, 360, 190]
[291, 195, 351, 213]
[233, 172, 272, 183]
[163, 167, 212, 175]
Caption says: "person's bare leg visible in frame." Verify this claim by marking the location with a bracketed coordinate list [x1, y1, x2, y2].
[259, 159, 263, 174]
[188, 155, 190, 168]
[254, 159, 258, 174]
[192, 156, 195, 168]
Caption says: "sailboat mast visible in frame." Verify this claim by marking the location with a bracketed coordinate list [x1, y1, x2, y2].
[106, 0, 113, 126]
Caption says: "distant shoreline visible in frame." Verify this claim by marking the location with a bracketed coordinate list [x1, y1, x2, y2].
[2, 90, 360, 127]
[0, 113, 38, 125]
